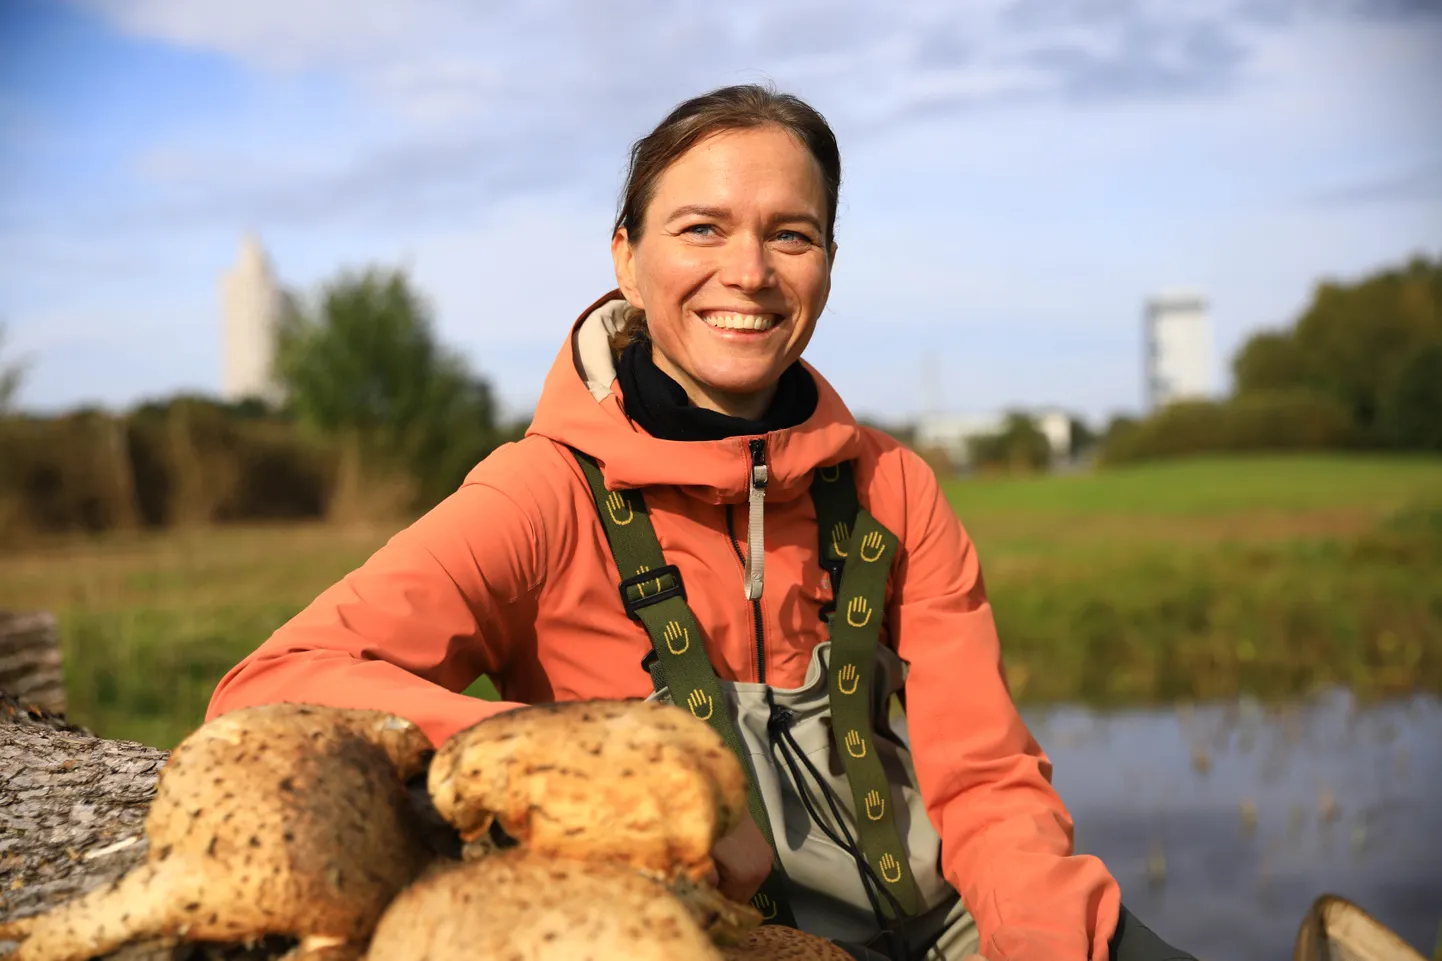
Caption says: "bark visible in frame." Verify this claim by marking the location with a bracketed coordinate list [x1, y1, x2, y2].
[0, 613, 66, 716]
[0, 694, 296, 960]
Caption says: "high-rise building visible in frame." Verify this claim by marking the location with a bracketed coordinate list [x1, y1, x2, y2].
[1143, 291, 1213, 410]
[221, 235, 283, 403]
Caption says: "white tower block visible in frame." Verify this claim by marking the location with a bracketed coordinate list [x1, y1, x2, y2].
[221, 235, 283, 404]
[1144, 291, 1214, 411]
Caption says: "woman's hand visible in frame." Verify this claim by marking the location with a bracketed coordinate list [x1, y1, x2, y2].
[706, 813, 773, 903]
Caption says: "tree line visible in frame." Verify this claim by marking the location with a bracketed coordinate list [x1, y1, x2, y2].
[0, 269, 521, 545]
[1103, 254, 1442, 463]
[3, 253, 1438, 542]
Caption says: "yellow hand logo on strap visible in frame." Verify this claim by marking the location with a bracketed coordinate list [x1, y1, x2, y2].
[663, 621, 689, 655]
[831, 521, 851, 558]
[837, 663, 860, 695]
[818, 464, 840, 483]
[844, 730, 867, 758]
[878, 852, 903, 884]
[752, 893, 778, 920]
[632, 565, 665, 599]
[686, 690, 714, 721]
[845, 596, 872, 628]
[859, 531, 886, 563]
[606, 491, 634, 526]
[865, 790, 885, 821]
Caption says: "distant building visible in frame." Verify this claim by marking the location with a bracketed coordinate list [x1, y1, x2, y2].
[221, 235, 283, 404]
[914, 408, 1074, 470]
[914, 411, 1005, 469]
[1143, 291, 1213, 410]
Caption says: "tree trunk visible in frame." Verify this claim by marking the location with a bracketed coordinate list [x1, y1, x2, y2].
[0, 695, 295, 960]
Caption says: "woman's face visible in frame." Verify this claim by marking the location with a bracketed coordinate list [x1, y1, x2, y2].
[612, 125, 835, 419]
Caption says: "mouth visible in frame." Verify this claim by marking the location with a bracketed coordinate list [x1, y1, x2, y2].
[695, 309, 783, 333]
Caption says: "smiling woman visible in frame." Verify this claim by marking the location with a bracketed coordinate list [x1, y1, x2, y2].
[206, 85, 1194, 961]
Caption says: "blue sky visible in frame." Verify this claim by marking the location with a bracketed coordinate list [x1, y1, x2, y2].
[2, 0, 1438, 423]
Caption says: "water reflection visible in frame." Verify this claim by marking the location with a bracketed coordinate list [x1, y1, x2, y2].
[1028, 689, 1442, 960]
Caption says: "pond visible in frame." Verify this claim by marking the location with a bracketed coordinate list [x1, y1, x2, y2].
[1029, 688, 1442, 960]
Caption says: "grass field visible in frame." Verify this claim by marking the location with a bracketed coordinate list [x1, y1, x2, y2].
[944, 454, 1442, 706]
[1, 453, 1439, 748]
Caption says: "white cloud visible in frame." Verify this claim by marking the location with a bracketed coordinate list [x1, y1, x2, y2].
[9, 0, 1440, 418]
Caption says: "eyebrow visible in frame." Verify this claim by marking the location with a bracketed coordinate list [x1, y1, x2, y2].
[664, 205, 825, 234]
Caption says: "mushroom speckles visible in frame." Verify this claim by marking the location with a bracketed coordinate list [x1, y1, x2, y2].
[0, 704, 432, 961]
[364, 851, 726, 961]
[429, 699, 749, 882]
[3, 699, 848, 960]
[723, 924, 858, 961]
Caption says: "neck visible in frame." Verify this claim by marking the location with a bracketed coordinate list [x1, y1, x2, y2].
[651, 349, 778, 421]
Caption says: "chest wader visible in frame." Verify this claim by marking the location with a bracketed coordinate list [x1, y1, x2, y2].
[573, 451, 978, 960]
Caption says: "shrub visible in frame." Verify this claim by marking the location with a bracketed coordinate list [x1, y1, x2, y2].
[1101, 391, 1355, 464]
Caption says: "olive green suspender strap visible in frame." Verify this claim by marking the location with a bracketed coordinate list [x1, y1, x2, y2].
[810, 463, 924, 918]
[572, 449, 922, 923]
[571, 449, 797, 927]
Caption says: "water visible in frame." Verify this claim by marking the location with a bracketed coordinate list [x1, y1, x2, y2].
[1028, 689, 1442, 960]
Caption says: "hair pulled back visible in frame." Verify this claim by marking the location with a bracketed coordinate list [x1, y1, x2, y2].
[610, 84, 841, 352]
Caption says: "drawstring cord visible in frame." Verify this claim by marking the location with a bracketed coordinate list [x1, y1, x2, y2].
[764, 691, 950, 961]
[765, 691, 909, 943]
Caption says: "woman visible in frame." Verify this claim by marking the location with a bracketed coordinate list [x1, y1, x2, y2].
[209, 85, 1188, 961]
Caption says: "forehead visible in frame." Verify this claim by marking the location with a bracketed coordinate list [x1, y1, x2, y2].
[649, 126, 827, 218]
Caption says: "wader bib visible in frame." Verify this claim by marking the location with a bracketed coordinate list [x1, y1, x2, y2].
[573, 450, 980, 960]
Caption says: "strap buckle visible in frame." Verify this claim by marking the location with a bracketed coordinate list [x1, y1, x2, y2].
[619, 564, 686, 619]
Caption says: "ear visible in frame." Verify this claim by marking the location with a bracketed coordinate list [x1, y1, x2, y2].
[828, 240, 838, 266]
[611, 228, 644, 309]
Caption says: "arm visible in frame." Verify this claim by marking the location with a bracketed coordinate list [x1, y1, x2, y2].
[884, 450, 1121, 961]
[207, 452, 546, 748]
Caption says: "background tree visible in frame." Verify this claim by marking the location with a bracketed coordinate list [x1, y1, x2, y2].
[275, 268, 502, 517]
[1379, 340, 1442, 452]
[1231, 255, 1441, 444]
[1231, 330, 1310, 395]
[969, 412, 1053, 473]
[0, 322, 28, 412]
[1068, 415, 1099, 460]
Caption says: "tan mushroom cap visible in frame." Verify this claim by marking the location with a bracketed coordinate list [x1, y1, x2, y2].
[723, 925, 857, 961]
[429, 699, 748, 880]
[365, 851, 725, 961]
[2, 704, 432, 961]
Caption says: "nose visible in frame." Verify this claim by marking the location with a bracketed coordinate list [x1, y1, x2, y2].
[717, 232, 774, 293]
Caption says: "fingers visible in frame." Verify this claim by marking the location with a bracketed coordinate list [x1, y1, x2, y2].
[710, 814, 772, 903]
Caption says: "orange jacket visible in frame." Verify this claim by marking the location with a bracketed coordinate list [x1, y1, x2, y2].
[209, 292, 1121, 960]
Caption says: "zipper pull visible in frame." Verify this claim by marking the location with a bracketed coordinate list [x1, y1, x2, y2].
[744, 438, 767, 601]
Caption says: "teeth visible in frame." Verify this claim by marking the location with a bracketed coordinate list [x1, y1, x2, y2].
[702, 312, 777, 331]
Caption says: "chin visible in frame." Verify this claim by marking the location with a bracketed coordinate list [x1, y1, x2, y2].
[696, 367, 785, 398]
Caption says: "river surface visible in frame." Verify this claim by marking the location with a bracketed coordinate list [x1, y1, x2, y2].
[1024, 689, 1442, 960]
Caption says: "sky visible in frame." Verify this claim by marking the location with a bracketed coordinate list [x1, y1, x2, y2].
[1, 0, 1438, 425]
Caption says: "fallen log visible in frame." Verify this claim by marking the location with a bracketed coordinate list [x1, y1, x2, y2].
[0, 613, 66, 717]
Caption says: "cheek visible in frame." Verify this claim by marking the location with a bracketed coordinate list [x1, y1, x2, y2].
[636, 247, 710, 304]
[786, 260, 832, 312]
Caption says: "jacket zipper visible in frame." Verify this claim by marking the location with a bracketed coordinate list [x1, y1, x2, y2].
[728, 438, 768, 684]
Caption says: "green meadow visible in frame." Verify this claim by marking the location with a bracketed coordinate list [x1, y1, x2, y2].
[1, 454, 1438, 748]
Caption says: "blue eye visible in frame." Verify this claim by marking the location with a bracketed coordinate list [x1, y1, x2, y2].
[776, 230, 814, 246]
[684, 224, 715, 237]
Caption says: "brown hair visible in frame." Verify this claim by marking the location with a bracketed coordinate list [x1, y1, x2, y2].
[610, 84, 842, 353]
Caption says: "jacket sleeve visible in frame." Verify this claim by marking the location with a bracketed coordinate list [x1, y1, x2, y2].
[885, 449, 1121, 961]
[207, 461, 544, 748]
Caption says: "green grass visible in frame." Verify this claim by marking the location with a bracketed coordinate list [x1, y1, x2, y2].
[945, 453, 1442, 516]
[1, 454, 1438, 748]
[943, 455, 1442, 706]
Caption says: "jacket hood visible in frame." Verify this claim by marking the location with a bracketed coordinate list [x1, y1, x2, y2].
[525, 291, 863, 504]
